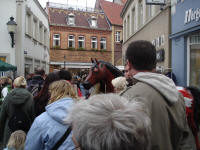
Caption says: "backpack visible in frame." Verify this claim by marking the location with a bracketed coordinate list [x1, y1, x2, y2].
[8, 105, 31, 133]
[28, 83, 42, 97]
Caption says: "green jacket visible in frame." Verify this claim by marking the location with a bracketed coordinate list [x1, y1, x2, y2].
[0, 88, 35, 148]
[121, 72, 193, 150]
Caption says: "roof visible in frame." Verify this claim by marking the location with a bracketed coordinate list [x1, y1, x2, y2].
[47, 7, 110, 30]
[99, 0, 125, 26]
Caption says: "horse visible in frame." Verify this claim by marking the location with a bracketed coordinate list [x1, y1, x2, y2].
[83, 58, 124, 94]
[83, 59, 200, 150]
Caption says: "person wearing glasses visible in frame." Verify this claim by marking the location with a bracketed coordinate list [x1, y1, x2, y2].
[66, 94, 151, 150]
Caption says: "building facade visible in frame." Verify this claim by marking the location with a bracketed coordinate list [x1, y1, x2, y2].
[0, 0, 49, 76]
[47, 2, 112, 73]
[121, 0, 171, 72]
[170, 0, 200, 87]
[95, 0, 126, 66]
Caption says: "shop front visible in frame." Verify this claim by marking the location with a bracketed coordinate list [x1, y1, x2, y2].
[170, 0, 200, 87]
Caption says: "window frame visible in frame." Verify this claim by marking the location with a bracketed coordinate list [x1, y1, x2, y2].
[53, 34, 60, 47]
[78, 36, 85, 48]
[91, 37, 97, 49]
[100, 37, 106, 50]
[115, 31, 121, 42]
[68, 35, 75, 48]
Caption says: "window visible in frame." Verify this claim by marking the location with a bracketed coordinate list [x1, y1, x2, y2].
[138, 0, 143, 27]
[146, 5, 152, 21]
[127, 15, 130, 37]
[100, 38, 106, 50]
[53, 34, 60, 47]
[90, 16, 97, 28]
[124, 20, 127, 40]
[68, 13, 75, 25]
[91, 37, 97, 49]
[44, 29, 47, 46]
[115, 31, 121, 42]
[78, 36, 85, 48]
[68, 35, 75, 48]
[33, 19, 37, 39]
[26, 13, 31, 35]
[132, 8, 136, 33]
[39, 24, 43, 43]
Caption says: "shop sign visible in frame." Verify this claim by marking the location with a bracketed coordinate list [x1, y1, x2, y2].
[184, 8, 200, 24]
[156, 49, 165, 62]
[146, 0, 165, 5]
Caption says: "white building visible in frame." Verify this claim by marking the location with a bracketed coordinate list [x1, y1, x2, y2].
[0, 0, 49, 77]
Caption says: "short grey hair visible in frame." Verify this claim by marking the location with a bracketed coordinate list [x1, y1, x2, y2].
[66, 94, 151, 150]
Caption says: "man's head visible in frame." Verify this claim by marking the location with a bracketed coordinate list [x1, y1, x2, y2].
[35, 69, 45, 77]
[126, 40, 157, 76]
[66, 94, 151, 150]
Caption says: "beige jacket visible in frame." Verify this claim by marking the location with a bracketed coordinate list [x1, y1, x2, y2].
[121, 72, 192, 150]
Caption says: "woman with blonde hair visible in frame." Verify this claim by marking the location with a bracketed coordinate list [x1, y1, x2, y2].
[0, 76, 34, 148]
[25, 80, 76, 150]
[4, 130, 26, 150]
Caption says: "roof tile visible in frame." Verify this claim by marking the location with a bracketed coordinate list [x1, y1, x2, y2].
[100, 0, 125, 25]
[48, 7, 110, 30]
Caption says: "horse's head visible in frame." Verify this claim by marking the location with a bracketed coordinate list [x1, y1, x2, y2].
[83, 58, 108, 90]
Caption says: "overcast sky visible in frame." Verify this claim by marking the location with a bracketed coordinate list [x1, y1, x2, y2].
[38, 0, 112, 8]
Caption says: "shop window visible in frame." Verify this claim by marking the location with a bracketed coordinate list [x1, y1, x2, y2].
[68, 35, 75, 48]
[189, 35, 200, 88]
[100, 38, 106, 50]
[0, 56, 6, 62]
[91, 37, 97, 49]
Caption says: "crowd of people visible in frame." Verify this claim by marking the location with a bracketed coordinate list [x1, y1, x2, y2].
[0, 40, 197, 150]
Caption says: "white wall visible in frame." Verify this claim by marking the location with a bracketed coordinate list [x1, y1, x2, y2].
[23, 0, 49, 70]
[0, 0, 16, 65]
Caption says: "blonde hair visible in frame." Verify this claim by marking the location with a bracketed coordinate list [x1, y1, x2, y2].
[48, 80, 78, 104]
[13, 76, 27, 88]
[111, 77, 127, 91]
[7, 130, 26, 149]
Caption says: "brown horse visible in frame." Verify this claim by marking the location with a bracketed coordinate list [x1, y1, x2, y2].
[83, 58, 124, 93]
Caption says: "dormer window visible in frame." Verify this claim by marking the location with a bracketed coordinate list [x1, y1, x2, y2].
[90, 16, 97, 28]
[67, 13, 75, 25]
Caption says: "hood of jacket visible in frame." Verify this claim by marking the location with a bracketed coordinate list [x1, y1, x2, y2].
[133, 72, 179, 105]
[45, 97, 74, 124]
[8, 88, 32, 105]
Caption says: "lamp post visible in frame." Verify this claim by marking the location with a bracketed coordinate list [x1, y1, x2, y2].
[64, 55, 66, 69]
[7, 17, 17, 48]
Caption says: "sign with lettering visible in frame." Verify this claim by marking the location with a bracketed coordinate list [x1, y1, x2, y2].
[146, 0, 165, 5]
[184, 8, 200, 24]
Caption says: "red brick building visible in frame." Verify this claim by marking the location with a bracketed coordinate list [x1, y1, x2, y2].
[95, 0, 126, 66]
[47, 3, 112, 73]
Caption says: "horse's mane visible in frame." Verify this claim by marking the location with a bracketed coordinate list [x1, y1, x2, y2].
[99, 61, 124, 78]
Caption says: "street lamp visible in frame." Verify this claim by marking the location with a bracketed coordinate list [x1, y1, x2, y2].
[7, 17, 17, 48]
[64, 55, 66, 69]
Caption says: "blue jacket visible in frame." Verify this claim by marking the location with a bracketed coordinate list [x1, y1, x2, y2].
[25, 97, 75, 150]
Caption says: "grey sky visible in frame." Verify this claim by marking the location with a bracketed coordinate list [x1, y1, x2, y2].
[38, 0, 112, 8]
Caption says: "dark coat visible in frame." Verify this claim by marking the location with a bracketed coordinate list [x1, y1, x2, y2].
[0, 88, 35, 147]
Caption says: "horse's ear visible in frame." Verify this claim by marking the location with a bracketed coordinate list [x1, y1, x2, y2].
[95, 58, 99, 65]
[91, 58, 94, 63]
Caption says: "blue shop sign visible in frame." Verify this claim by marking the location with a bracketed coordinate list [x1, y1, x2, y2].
[171, 0, 200, 38]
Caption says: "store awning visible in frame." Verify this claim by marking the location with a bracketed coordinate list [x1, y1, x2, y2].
[0, 60, 17, 71]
